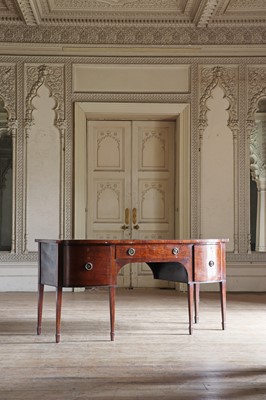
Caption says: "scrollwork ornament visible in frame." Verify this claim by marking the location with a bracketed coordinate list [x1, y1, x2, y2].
[247, 67, 266, 121]
[199, 65, 238, 133]
[25, 64, 65, 125]
[0, 64, 16, 119]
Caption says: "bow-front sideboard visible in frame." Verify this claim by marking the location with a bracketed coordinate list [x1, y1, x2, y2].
[36, 239, 228, 343]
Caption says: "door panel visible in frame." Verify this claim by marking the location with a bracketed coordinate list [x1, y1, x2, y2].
[87, 121, 131, 286]
[86, 120, 176, 288]
[131, 121, 175, 287]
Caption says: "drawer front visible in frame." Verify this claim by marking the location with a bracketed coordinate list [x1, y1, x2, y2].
[194, 244, 222, 282]
[62, 245, 112, 287]
[115, 244, 192, 263]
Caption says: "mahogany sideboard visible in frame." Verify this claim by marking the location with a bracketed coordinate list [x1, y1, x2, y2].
[36, 239, 228, 343]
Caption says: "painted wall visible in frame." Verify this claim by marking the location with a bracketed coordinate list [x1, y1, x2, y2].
[0, 55, 266, 291]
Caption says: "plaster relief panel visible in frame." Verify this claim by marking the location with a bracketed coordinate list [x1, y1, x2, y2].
[24, 64, 65, 252]
[199, 65, 239, 252]
[0, 64, 16, 254]
[247, 66, 266, 252]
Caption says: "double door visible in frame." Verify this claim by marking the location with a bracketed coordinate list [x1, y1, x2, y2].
[86, 120, 176, 287]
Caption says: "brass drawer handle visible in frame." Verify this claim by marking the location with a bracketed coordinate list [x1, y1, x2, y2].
[84, 262, 93, 271]
[172, 247, 179, 255]
[127, 248, 136, 256]
[209, 260, 215, 267]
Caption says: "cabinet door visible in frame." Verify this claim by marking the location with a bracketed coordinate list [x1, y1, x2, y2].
[194, 244, 222, 282]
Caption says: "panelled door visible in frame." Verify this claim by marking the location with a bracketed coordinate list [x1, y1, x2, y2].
[86, 120, 176, 288]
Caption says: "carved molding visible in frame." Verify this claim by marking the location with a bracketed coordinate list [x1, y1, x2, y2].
[247, 67, 266, 121]
[199, 65, 239, 133]
[23, 63, 66, 252]
[247, 66, 266, 183]
[16, 0, 40, 26]
[1, 54, 266, 264]
[0, 64, 16, 118]
[1, 25, 266, 45]
[25, 64, 65, 124]
[198, 65, 239, 252]
[194, 0, 219, 28]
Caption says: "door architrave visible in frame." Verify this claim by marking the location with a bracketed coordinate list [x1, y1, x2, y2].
[74, 102, 190, 240]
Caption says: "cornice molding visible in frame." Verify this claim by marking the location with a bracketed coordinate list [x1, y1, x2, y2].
[15, 0, 40, 26]
[194, 0, 219, 28]
[0, 25, 266, 46]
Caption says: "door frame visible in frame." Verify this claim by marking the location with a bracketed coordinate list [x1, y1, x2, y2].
[74, 102, 191, 240]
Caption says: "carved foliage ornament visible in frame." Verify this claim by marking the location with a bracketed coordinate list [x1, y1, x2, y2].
[199, 65, 238, 133]
[0, 64, 16, 119]
[248, 67, 266, 181]
[25, 64, 65, 126]
[1, 25, 266, 45]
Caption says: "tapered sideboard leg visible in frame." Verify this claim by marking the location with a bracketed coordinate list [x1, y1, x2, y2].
[194, 283, 200, 324]
[37, 283, 44, 335]
[187, 283, 194, 335]
[220, 281, 226, 330]
[109, 286, 116, 341]
[55, 287, 63, 343]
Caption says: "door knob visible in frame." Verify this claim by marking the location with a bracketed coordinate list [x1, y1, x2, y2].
[121, 224, 129, 230]
[133, 224, 140, 230]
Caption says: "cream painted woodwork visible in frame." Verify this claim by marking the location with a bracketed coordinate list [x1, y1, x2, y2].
[86, 120, 175, 288]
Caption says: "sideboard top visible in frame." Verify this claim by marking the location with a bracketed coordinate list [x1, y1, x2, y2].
[36, 238, 229, 245]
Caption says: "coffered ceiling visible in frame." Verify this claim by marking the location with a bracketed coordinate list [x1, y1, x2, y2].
[0, 0, 266, 52]
[1, 0, 265, 26]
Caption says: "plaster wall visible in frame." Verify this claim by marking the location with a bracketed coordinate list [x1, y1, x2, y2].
[0, 55, 266, 291]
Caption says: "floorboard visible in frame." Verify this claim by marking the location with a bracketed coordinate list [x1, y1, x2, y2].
[0, 289, 265, 399]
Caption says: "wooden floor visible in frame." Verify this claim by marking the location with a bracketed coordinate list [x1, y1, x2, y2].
[0, 288, 266, 400]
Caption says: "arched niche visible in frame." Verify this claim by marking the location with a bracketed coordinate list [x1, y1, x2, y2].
[0, 97, 12, 251]
[250, 97, 266, 251]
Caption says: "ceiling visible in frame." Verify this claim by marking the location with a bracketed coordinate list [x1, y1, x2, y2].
[0, 0, 266, 53]
[0, 0, 265, 27]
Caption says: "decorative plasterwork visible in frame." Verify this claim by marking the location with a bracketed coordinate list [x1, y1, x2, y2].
[1, 25, 266, 46]
[23, 63, 66, 252]
[194, 0, 219, 28]
[1, 0, 265, 26]
[198, 65, 239, 253]
[16, 0, 40, 25]
[25, 64, 65, 125]
[0, 0, 21, 23]
[0, 64, 16, 118]
[247, 67, 266, 122]
[247, 66, 266, 182]
[199, 65, 238, 133]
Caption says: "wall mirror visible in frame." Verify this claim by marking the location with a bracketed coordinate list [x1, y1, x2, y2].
[0, 98, 12, 251]
[250, 97, 266, 252]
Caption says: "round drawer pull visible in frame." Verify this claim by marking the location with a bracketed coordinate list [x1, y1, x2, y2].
[209, 260, 215, 267]
[84, 262, 93, 271]
[172, 247, 179, 256]
[127, 248, 136, 256]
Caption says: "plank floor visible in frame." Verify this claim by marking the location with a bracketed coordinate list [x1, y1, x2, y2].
[0, 288, 266, 399]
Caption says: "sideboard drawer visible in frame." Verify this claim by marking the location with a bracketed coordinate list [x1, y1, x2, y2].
[62, 245, 112, 287]
[115, 243, 192, 262]
[194, 244, 222, 282]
